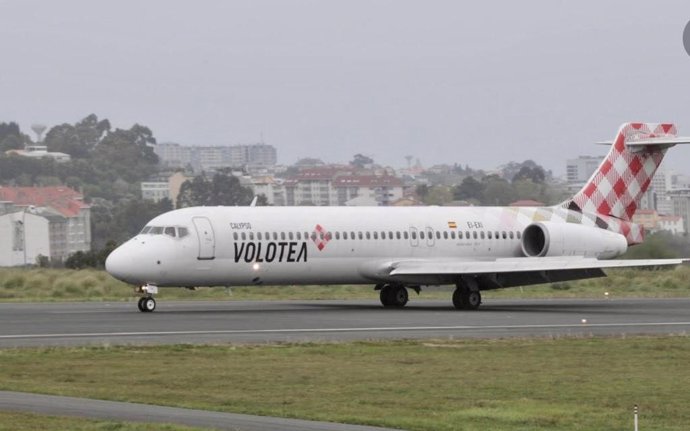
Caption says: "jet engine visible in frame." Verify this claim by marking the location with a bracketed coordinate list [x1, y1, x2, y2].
[521, 221, 627, 259]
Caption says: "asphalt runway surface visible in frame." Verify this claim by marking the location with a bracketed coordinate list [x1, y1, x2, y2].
[0, 391, 395, 431]
[1, 297, 690, 347]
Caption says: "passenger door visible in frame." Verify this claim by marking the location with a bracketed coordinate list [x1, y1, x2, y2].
[192, 217, 215, 260]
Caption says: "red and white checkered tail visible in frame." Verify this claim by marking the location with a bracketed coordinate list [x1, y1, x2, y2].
[563, 123, 687, 221]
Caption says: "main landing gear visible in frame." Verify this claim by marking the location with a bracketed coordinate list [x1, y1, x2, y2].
[453, 279, 481, 310]
[378, 284, 409, 308]
[136, 284, 158, 312]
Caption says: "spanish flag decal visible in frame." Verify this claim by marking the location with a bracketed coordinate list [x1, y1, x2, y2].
[448, 221, 457, 229]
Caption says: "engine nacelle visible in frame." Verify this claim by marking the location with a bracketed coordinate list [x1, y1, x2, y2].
[521, 221, 627, 259]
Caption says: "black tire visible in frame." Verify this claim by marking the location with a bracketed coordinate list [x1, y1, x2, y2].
[380, 285, 392, 306]
[453, 287, 481, 310]
[137, 297, 146, 312]
[389, 286, 408, 308]
[143, 297, 156, 312]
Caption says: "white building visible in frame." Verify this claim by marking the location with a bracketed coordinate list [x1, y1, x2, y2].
[333, 175, 404, 206]
[0, 211, 51, 266]
[247, 176, 286, 206]
[669, 189, 690, 234]
[658, 215, 685, 235]
[141, 182, 171, 202]
[566, 156, 604, 190]
[141, 172, 193, 207]
[0, 186, 90, 265]
[155, 142, 277, 172]
[6, 145, 71, 162]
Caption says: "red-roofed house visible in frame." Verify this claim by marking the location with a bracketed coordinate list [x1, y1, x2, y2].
[0, 186, 91, 265]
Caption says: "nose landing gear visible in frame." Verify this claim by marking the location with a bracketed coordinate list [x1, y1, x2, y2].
[136, 284, 158, 312]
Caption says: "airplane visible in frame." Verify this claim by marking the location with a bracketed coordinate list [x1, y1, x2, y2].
[106, 122, 690, 312]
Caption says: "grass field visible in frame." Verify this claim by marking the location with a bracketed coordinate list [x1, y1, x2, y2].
[0, 336, 688, 431]
[0, 266, 689, 302]
[0, 411, 200, 431]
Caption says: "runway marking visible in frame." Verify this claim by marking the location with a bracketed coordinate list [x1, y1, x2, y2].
[2, 321, 690, 340]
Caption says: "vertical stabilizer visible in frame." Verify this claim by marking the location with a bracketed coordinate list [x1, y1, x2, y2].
[563, 123, 681, 221]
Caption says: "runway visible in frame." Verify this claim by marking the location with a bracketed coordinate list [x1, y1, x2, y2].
[1, 297, 690, 347]
[0, 391, 394, 431]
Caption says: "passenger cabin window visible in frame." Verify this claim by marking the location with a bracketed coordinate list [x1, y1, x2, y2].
[473, 231, 478, 239]
[509, 231, 514, 239]
[373, 232, 378, 240]
[365, 232, 371, 240]
[249, 232, 254, 240]
[517, 231, 522, 239]
[233, 232, 238, 240]
[241, 232, 247, 240]
[335, 232, 340, 240]
[451, 231, 456, 239]
[288, 232, 294, 240]
[443, 231, 448, 239]
[396, 232, 401, 240]
[411, 231, 417, 240]
[280, 232, 286, 240]
[488, 231, 493, 239]
[404, 231, 409, 239]
[436, 231, 441, 239]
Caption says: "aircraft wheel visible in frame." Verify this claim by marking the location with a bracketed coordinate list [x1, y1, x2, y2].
[390, 285, 409, 308]
[141, 297, 156, 312]
[379, 285, 392, 306]
[137, 297, 146, 312]
[453, 286, 481, 310]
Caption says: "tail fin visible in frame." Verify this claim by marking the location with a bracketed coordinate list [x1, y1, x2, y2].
[563, 123, 690, 221]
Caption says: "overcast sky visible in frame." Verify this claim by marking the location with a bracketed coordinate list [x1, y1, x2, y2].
[1, 1, 689, 174]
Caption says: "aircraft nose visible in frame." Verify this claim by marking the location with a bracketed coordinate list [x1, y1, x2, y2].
[105, 244, 131, 282]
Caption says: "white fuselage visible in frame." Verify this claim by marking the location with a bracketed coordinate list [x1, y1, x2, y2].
[106, 206, 535, 288]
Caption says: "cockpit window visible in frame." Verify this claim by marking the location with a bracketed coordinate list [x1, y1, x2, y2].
[140, 226, 152, 234]
[149, 226, 164, 235]
[164, 227, 176, 237]
[178, 227, 189, 238]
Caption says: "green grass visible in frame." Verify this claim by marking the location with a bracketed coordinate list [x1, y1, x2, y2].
[0, 412, 200, 431]
[0, 336, 689, 430]
[0, 266, 689, 303]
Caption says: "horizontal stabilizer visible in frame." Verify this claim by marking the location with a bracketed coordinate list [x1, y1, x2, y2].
[596, 136, 690, 147]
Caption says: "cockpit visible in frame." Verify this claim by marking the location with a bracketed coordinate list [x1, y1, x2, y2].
[139, 225, 190, 238]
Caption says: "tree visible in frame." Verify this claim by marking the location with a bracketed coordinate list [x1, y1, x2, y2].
[92, 124, 159, 183]
[177, 173, 254, 208]
[481, 175, 514, 205]
[453, 176, 484, 202]
[422, 186, 453, 205]
[513, 166, 545, 183]
[44, 114, 110, 159]
[0, 122, 23, 152]
[350, 153, 374, 168]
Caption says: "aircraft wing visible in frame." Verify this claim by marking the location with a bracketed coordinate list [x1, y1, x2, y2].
[361, 257, 687, 288]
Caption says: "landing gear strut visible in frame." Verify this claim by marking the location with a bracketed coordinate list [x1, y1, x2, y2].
[379, 284, 408, 308]
[453, 279, 481, 310]
[136, 284, 158, 312]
